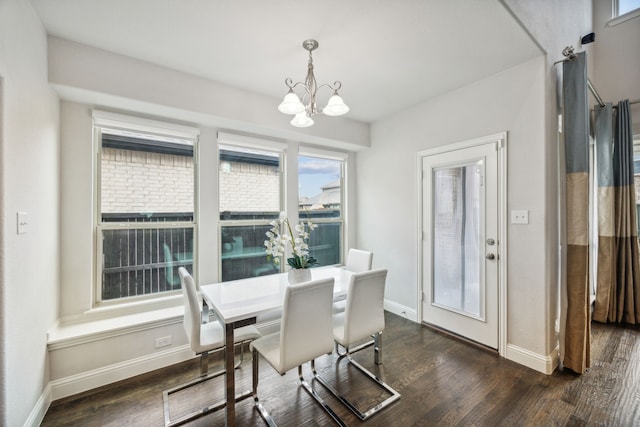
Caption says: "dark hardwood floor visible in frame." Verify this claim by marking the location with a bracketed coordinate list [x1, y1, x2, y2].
[41, 312, 640, 426]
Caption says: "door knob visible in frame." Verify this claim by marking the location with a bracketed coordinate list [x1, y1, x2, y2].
[486, 253, 496, 260]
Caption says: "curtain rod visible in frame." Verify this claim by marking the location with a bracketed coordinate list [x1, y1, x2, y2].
[588, 78, 639, 109]
[587, 79, 606, 108]
[554, 47, 639, 109]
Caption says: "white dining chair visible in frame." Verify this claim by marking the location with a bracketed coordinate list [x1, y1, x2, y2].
[162, 267, 261, 427]
[250, 277, 346, 427]
[315, 268, 400, 420]
[334, 248, 374, 314]
[344, 248, 373, 272]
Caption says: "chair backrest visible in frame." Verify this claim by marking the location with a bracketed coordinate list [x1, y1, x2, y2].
[345, 248, 373, 273]
[279, 278, 335, 372]
[179, 267, 202, 351]
[343, 269, 387, 345]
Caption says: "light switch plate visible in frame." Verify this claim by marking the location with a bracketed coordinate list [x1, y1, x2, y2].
[17, 212, 28, 234]
[511, 210, 529, 224]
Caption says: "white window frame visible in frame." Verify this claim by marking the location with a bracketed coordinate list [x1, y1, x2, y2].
[299, 146, 348, 266]
[93, 111, 199, 306]
[609, 0, 640, 25]
[217, 132, 286, 279]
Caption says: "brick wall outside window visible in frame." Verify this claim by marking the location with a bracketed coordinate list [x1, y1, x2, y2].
[101, 148, 279, 214]
[219, 161, 280, 212]
[101, 147, 194, 214]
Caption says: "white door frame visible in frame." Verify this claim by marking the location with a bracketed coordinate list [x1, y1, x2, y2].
[416, 132, 507, 357]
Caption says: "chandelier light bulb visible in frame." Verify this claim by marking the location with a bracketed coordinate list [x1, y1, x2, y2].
[278, 89, 305, 115]
[323, 92, 350, 116]
[290, 112, 314, 128]
[278, 39, 347, 127]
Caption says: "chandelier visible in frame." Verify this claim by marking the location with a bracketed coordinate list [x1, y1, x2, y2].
[277, 39, 349, 127]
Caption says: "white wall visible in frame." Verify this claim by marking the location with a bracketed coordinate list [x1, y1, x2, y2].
[0, 0, 60, 425]
[361, 56, 551, 367]
[48, 36, 370, 152]
[501, 0, 593, 368]
[593, 0, 640, 134]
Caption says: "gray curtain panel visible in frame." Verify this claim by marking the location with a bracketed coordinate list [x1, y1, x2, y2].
[562, 51, 590, 374]
[593, 100, 640, 324]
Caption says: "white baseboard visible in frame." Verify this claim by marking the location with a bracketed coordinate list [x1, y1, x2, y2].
[384, 299, 418, 322]
[24, 383, 52, 427]
[27, 345, 195, 426]
[505, 343, 558, 374]
[50, 344, 195, 401]
[45, 314, 283, 406]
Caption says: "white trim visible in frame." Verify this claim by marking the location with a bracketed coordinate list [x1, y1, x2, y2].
[92, 110, 199, 140]
[416, 132, 507, 158]
[24, 384, 52, 427]
[48, 307, 184, 350]
[384, 299, 418, 322]
[93, 114, 199, 307]
[416, 132, 508, 356]
[505, 344, 558, 374]
[49, 345, 195, 401]
[498, 133, 508, 357]
[608, 7, 640, 26]
[299, 145, 349, 160]
[217, 131, 287, 152]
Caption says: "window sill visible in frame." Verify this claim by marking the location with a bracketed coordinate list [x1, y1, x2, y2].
[48, 298, 184, 350]
[607, 8, 640, 26]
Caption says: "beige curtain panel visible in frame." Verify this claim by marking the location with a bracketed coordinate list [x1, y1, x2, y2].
[562, 52, 591, 374]
[593, 100, 640, 325]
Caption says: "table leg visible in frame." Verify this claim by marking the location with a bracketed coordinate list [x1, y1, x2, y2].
[224, 322, 235, 426]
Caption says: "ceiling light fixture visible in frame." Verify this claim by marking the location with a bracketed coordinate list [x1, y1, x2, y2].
[278, 39, 349, 128]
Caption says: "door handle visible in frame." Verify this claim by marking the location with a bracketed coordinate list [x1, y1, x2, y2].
[486, 253, 496, 260]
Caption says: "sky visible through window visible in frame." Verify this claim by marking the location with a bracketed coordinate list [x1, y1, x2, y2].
[619, 0, 640, 15]
[298, 156, 341, 198]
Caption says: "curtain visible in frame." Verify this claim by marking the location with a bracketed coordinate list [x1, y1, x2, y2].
[593, 100, 640, 324]
[562, 51, 591, 374]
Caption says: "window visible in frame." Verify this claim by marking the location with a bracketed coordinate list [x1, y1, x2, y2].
[610, 0, 640, 25]
[615, 0, 640, 16]
[298, 151, 345, 267]
[95, 112, 198, 304]
[218, 137, 284, 281]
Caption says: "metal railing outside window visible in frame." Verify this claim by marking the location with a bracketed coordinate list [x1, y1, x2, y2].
[100, 213, 194, 300]
[94, 112, 198, 304]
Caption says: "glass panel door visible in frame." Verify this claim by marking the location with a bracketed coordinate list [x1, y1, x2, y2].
[432, 162, 482, 318]
[421, 137, 500, 350]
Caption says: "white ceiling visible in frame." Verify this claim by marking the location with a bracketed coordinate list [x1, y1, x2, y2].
[30, 0, 542, 124]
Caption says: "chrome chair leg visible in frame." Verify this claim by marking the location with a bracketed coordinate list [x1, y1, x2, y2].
[252, 353, 346, 427]
[252, 348, 277, 427]
[300, 362, 347, 427]
[163, 362, 226, 427]
[335, 331, 382, 363]
[199, 351, 209, 376]
[163, 342, 251, 427]
[313, 344, 400, 421]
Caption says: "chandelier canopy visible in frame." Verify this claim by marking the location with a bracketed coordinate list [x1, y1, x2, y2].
[278, 39, 349, 128]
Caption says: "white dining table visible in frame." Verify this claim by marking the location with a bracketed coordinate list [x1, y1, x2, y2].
[200, 265, 353, 426]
